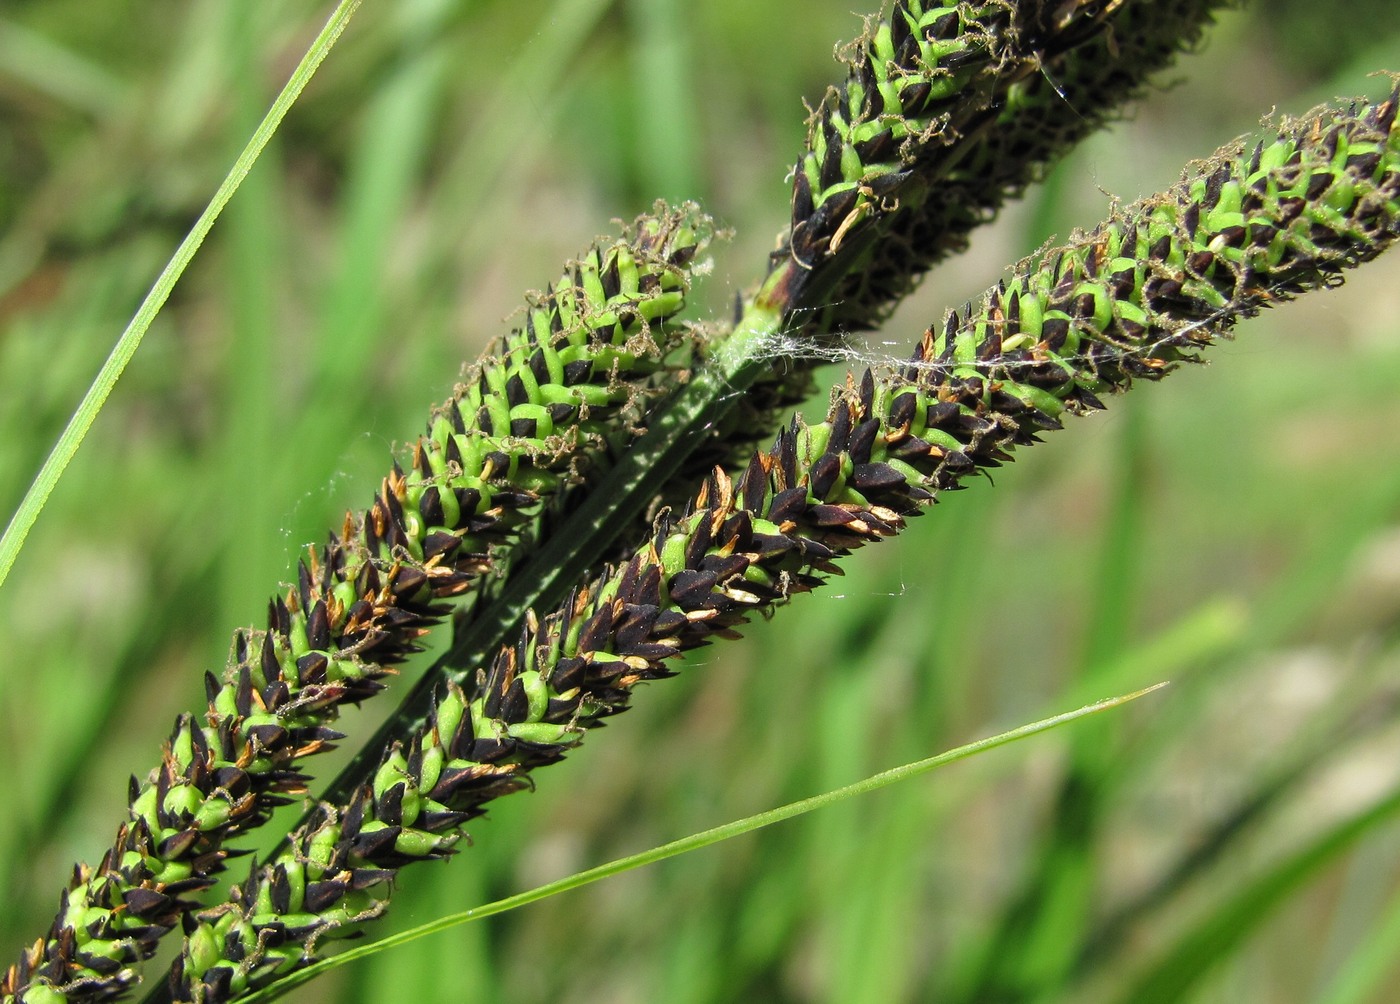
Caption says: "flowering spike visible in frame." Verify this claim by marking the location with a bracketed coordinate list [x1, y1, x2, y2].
[663, 0, 1227, 527]
[169, 92, 1400, 1000]
[3, 206, 713, 1004]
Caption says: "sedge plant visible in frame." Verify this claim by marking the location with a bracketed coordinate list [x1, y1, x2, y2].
[3, 1, 1400, 1002]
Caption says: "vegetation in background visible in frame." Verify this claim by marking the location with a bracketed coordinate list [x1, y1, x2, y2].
[2, 1, 1400, 1002]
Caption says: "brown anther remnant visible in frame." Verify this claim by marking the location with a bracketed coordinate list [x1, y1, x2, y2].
[5, 206, 712, 1004]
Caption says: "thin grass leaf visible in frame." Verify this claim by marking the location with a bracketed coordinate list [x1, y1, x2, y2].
[236, 684, 1166, 1004]
[1115, 786, 1400, 1004]
[0, 0, 363, 598]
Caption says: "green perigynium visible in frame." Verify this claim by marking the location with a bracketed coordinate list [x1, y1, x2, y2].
[771, 0, 1228, 327]
[0, 206, 711, 1004]
[165, 88, 1400, 1003]
[661, 0, 1226, 521]
[6, 2, 1400, 1002]
[811, 0, 1229, 331]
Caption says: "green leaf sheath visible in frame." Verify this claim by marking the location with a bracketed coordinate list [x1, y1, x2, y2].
[1, 206, 711, 1004]
[663, 0, 1225, 518]
[172, 92, 1400, 1004]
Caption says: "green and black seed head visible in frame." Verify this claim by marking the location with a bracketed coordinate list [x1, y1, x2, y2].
[2, 205, 713, 1004]
[165, 91, 1400, 1002]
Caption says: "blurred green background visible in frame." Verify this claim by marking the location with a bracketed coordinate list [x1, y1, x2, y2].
[3, 1, 1400, 1001]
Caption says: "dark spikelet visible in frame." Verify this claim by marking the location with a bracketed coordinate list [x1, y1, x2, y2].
[662, 0, 1228, 527]
[3, 205, 713, 1004]
[772, 0, 1229, 327]
[170, 92, 1400, 1001]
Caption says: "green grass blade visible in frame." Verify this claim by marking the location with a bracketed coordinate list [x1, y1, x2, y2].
[1115, 785, 1400, 1004]
[0, 0, 361, 596]
[218, 0, 290, 643]
[0, 16, 131, 116]
[986, 402, 1152, 995]
[237, 684, 1167, 1004]
[1313, 870, 1400, 1004]
[626, 0, 698, 200]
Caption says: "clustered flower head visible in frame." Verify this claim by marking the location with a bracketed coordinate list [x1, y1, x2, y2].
[6, 1, 1400, 1000]
[673, 0, 1227, 526]
[775, 0, 1228, 329]
[2, 206, 712, 1004]
[167, 86, 1400, 1003]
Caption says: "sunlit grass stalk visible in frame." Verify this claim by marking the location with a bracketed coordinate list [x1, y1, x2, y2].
[0, 208, 711, 1004]
[236, 685, 1165, 1004]
[0, 0, 361, 597]
[167, 89, 1400, 1003]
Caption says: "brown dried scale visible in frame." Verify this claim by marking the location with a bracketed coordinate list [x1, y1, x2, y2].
[169, 92, 1400, 1002]
[2, 205, 712, 1004]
